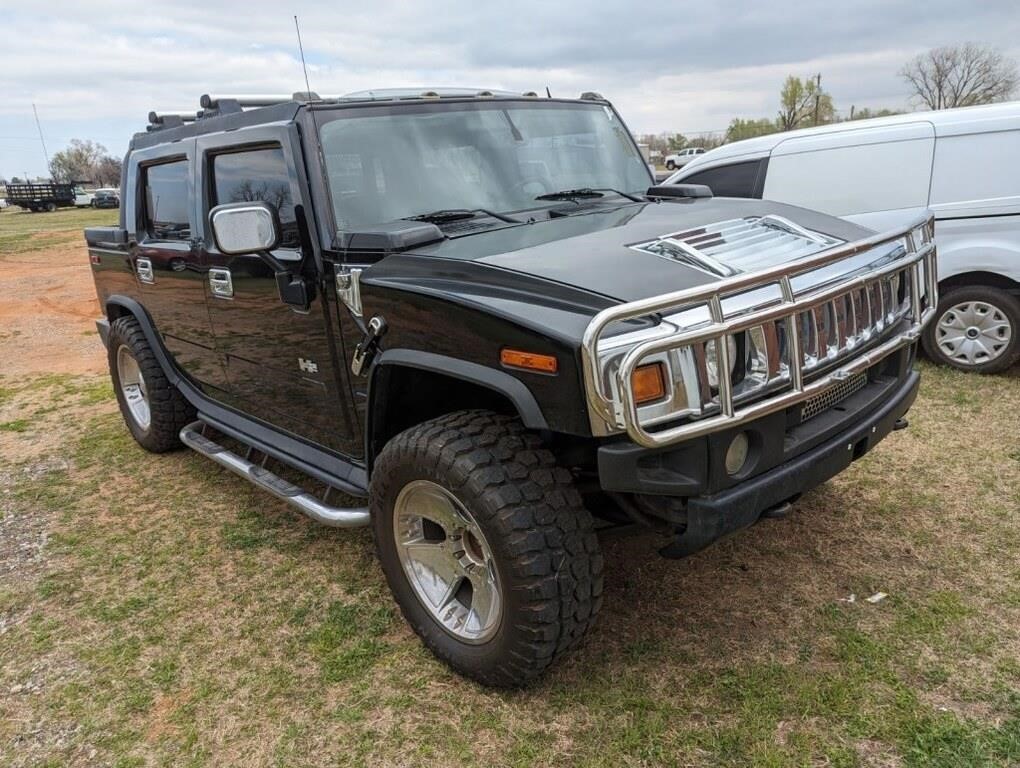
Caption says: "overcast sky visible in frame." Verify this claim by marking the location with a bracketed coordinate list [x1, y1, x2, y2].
[2, 0, 1019, 179]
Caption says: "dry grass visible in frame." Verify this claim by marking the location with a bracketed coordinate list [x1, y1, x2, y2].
[0, 364, 1017, 768]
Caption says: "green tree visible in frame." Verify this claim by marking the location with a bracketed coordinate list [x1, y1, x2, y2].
[778, 75, 834, 130]
[725, 117, 779, 142]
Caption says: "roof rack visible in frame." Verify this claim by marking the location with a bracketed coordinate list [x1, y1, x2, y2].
[145, 89, 605, 132]
[147, 111, 200, 131]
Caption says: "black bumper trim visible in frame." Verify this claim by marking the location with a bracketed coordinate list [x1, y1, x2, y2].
[659, 369, 920, 558]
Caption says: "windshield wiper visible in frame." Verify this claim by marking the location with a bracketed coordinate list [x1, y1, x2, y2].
[404, 208, 521, 224]
[535, 187, 643, 202]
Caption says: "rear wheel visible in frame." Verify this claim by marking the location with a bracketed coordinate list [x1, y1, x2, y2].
[108, 316, 195, 451]
[666, 160, 676, 170]
[923, 286, 1020, 373]
[44, 202, 56, 212]
[371, 410, 603, 687]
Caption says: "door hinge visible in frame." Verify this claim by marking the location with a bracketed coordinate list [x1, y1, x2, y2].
[351, 316, 387, 376]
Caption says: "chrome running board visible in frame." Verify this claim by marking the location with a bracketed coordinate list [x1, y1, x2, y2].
[179, 421, 370, 528]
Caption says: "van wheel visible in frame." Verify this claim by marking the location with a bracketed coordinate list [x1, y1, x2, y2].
[922, 286, 1020, 373]
[370, 410, 603, 687]
[108, 316, 195, 451]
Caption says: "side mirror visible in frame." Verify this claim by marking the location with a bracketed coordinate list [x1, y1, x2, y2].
[209, 201, 312, 311]
[209, 201, 281, 255]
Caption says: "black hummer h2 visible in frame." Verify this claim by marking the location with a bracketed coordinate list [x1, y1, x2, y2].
[86, 89, 937, 687]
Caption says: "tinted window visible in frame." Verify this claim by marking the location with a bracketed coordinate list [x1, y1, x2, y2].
[144, 160, 191, 240]
[211, 147, 298, 248]
[683, 160, 762, 198]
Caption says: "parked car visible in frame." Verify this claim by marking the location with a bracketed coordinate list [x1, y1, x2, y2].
[664, 146, 705, 170]
[92, 188, 120, 208]
[665, 102, 1020, 372]
[0, 197, 8, 209]
[74, 186, 95, 207]
[86, 88, 936, 687]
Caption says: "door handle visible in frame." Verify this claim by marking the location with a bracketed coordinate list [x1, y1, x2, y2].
[208, 268, 234, 299]
[136, 257, 155, 284]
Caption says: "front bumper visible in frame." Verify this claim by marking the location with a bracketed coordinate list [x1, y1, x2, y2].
[598, 347, 920, 557]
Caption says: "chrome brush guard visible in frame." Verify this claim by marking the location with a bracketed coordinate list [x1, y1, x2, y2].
[581, 214, 938, 449]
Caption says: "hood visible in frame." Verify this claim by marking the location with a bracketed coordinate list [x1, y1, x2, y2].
[409, 198, 875, 303]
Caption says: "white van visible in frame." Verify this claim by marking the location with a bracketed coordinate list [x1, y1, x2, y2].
[665, 102, 1020, 373]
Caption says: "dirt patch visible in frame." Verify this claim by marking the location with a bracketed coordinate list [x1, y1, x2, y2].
[0, 240, 106, 377]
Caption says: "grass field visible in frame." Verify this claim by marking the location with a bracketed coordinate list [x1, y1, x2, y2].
[0, 206, 118, 258]
[1, 209, 1019, 767]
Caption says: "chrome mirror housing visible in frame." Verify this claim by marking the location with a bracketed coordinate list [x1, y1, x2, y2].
[209, 202, 280, 255]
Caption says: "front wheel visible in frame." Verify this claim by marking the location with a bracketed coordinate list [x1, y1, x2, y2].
[370, 410, 603, 687]
[922, 286, 1020, 373]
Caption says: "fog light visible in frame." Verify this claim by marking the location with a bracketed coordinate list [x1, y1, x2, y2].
[725, 432, 750, 476]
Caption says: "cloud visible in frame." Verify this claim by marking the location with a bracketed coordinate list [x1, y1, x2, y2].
[2, 0, 1018, 178]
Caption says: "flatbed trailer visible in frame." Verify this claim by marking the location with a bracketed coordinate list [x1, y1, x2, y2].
[4, 181, 79, 212]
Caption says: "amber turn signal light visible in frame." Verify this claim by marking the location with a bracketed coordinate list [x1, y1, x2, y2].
[500, 348, 558, 374]
[632, 362, 667, 404]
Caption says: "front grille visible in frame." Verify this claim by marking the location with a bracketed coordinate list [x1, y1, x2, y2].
[800, 372, 868, 422]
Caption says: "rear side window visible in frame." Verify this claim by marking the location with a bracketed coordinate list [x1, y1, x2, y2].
[144, 160, 191, 240]
[682, 160, 762, 198]
[211, 147, 299, 249]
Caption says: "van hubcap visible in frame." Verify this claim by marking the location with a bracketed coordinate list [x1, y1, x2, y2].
[936, 300, 1011, 366]
[393, 480, 502, 643]
[116, 346, 151, 429]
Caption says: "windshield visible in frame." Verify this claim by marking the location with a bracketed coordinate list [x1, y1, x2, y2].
[317, 101, 651, 231]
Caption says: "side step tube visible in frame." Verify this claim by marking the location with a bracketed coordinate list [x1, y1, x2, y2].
[179, 421, 370, 528]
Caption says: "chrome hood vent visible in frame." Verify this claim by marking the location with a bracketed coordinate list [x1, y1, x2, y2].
[631, 215, 845, 277]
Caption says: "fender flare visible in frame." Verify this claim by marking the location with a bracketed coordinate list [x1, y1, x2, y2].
[103, 296, 184, 387]
[367, 349, 550, 462]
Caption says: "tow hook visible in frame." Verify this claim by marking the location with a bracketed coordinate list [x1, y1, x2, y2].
[893, 417, 909, 431]
[351, 316, 387, 376]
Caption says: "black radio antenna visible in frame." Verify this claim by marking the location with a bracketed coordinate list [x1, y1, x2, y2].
[294, 15, 312, 96]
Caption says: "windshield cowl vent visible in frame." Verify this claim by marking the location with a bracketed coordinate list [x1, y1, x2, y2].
[337, 221, 444, 252]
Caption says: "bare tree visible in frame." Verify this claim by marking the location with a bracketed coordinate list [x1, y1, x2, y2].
[901, 44, 1018, 110]
[49, 139, 107, 183]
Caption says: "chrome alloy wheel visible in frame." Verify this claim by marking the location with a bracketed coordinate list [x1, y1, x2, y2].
[393, 480, 503, 643]
[116, 345, 151, 430]
[935, 300, 1013, 367]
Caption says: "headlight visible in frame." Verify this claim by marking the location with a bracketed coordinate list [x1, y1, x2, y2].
[703, 334, 737, 388]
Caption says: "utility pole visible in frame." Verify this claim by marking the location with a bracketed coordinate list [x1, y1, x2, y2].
[32, 103, 51, 177]
[813, 73, 822, 126]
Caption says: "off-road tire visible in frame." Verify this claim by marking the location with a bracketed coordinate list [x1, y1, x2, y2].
[922, 286, 1020, 374]
[108, 315, 195, 452]
[370, 410, 603, 687]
